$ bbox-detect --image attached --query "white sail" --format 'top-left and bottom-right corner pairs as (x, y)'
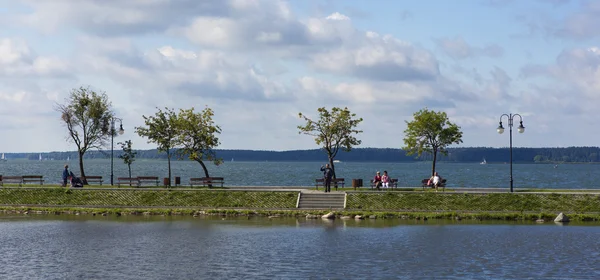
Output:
(39, 153), (42, 161)
(1, 153), (5, 161)
(480, 158), (487, 165)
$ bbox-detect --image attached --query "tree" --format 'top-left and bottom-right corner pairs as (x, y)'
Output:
(56, 86), (114, 185)
(298, 107), (363, 177)
(118, 140), (137, 178)
(175, 107), (222, 178)
(403, 108), (463, 176)
(135, 107), (178, 186)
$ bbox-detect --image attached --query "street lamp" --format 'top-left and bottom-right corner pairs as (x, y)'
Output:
(497, 114), (525, 193)
(111, 118), (124, 186)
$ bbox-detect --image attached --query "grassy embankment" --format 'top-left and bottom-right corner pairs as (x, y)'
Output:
(1, 187), (599, 221)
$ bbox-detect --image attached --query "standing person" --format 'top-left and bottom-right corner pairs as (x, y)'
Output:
(62, 165), (70, 187)
(373, 171), (382, 190)
(382, 171), (390, 189)
(430, 172), (441, 192)
(320, 164), (333, 192)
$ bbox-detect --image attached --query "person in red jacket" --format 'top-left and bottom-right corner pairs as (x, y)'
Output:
(373, 171), (382, 190)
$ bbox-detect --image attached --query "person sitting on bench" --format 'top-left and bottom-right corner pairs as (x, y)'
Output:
(373, 171), (382, 190)
(429, 172), (442, 192)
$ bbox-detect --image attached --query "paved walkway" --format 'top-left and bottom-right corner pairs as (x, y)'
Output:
(227, 186), (600, 194)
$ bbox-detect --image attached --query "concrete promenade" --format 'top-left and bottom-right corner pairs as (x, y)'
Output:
(225, 186), (600, 194)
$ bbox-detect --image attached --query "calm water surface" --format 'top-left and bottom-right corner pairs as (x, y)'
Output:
(0, 216), (599, 279)
(1, 160), (600, 189)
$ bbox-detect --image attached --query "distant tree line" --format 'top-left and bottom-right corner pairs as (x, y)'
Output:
(10, 146), (600, 163)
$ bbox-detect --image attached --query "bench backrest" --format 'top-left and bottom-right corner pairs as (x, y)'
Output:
(316, 178), (325, 182)
(118, 177), (136, 180)
(333, 178), (344, 182)
(138, 176), (159, 180)
(23, 175), (43, 179)
(192, 177), (224, 180)
(84, 176), (102, 179)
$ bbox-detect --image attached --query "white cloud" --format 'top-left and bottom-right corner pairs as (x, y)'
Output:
(311, 36), (440, 81)
(326, 12), (351, 21)
(521, 47), (600, 98)
(435, 36), (504, 60)
(0, 38), (70, 77)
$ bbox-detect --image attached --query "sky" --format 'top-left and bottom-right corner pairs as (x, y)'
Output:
(0, 0), (599, 153)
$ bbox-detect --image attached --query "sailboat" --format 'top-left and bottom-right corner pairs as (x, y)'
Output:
(1, 153), (6, 162)
(480, 158), (487, 165)
(39, 153), (42, 161)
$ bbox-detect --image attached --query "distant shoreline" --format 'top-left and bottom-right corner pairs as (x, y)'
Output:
(2, 147), (600, 163)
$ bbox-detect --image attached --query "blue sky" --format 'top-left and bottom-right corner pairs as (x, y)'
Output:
(0, 0), (599, 153)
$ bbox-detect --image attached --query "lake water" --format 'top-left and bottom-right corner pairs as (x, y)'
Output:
(0, 215), (598, 279)
(1, 159), (600, 189)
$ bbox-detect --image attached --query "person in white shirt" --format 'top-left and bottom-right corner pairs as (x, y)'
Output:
(430, 172), (441, 192)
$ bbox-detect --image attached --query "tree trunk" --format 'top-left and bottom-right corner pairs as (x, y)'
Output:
(128, 164), (131, 178)
(198, 160), (209, 177)
(78, 151), (87, 185)
(431, 149), (438, 177)
(166, 149), (171, 187)
(197, 159), (211, 187)
(329, 157), (336, 179)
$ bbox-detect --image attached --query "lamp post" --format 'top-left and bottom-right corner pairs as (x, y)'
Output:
(497, 114), (525, 193)
(111, 118), (124, 186)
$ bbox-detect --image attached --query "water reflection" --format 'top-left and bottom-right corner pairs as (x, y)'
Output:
(0, 215), (599, 279)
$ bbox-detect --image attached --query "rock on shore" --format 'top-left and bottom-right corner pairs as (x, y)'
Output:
(322, 212), (335, 219)
(554, 212), (569, 223)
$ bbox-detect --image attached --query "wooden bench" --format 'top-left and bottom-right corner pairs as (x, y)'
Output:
(370, 178), (398, 189)
(190, 177), (224, 188)
(117, 177), (138, 187)
(315, 178), (345, 190)
(137, 176), (160, 187)
(421, 178), (447, 192)
(1, 176), (23, 186)
(22, 175), (44, 185)
(82, 176), (103, 185)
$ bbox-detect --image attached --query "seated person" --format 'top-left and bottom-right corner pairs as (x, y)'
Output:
(382, 171), (390, 188)
(429, 172), (442, 191)
(373, 171), (382, 189)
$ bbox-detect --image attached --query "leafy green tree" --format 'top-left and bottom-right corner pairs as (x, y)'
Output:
(118, 140), (137, 178)
(403, 108), (463, 176)
(135, 107), (178, 186)
(298, 107), (363, 177)
(175, 107), (222, 177)
(56, 86), (114, 184)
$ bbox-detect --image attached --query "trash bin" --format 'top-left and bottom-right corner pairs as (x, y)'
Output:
(352, 179), (361, 189)
(175, 176), (181, 186)
(358, 178), (363, 187)
(163, 177), (169, 187)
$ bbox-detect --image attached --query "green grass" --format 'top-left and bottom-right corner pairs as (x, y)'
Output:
(1, 187), (600, 220)
(346, 192), (600, 213)
(0, 188), (297, 208)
